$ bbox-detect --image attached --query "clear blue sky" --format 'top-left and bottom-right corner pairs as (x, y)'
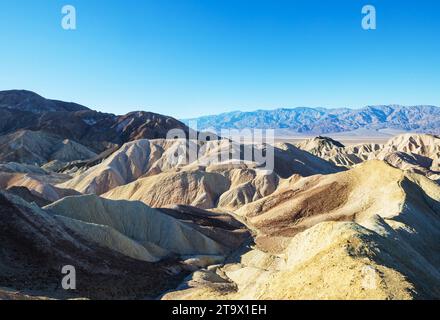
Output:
(0, 0), (439, 118)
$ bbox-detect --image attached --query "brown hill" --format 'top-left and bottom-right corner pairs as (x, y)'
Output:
(0, 90), (89, 113)
(0, 90), (192, 154)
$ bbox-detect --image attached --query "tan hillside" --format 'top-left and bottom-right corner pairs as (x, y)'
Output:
(102, 166), (281, 210)
(0, 162), (49, 174)
(216, 168), (279, 210)
(44, 195), (249, 262)
(375, 134), (440, 182)
(296, 136), (382, 167)
(60, 138), (341, 197)
(0, 171), (78, 203)
(58, 139), (156, 195)
(0, 130), (97, 165)
(102, 169), (231, 209)
(296, 134), (440, 183)
(163, 161), (440, 300)
(236, 161), (439, 253)
(377, 133), (440, 160)
(58, 139), (209, 195)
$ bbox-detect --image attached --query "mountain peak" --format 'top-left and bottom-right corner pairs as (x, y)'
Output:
(0, 89), (90, 114)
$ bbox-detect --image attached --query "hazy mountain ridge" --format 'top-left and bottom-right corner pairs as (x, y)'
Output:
(184, 105), (440, 134)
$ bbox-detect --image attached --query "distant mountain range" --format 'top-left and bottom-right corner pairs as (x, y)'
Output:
(184, 105), (440, 135)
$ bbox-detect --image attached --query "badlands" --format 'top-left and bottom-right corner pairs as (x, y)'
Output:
(0, 91), (439, 300)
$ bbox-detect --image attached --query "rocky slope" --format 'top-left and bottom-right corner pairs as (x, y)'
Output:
(296, 134), (440, 183)
(60, 138), (341, 196)
(0, 130), (97, 165)
(0, 191), (189, 299)
(0, 189), (249, 299)
(296, 136), (382, 167)
(0, 166), (78, 203)
(376, 133), (439, 168)
(163, 161), (440, 300)
(44, 195), (249, 262)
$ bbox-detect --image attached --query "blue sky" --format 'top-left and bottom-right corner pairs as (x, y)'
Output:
(0, 0), (439, 118)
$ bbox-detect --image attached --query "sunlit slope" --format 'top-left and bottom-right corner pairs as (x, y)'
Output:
(163, 161), (440, 300)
